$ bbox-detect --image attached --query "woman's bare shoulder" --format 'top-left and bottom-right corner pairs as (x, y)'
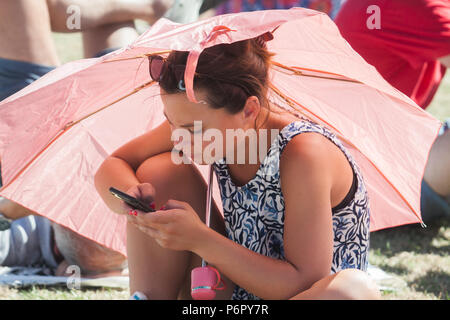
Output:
(279, 131), (344, 180)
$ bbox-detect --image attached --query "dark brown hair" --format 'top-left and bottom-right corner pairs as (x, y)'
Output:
(159, 36), (275, 117)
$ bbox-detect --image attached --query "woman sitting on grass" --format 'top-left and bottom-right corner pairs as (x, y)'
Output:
(94, 36), (381, 300)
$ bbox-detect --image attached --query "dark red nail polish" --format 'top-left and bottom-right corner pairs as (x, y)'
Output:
(150, 202), (156, 209)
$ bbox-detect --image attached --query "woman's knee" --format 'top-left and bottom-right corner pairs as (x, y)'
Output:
(136, 152), (190, 186)
(330, 269), (381, 300)
(135, 152), (200, 201)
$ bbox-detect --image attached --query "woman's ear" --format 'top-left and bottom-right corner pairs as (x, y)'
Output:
(242, 96), (261, 128)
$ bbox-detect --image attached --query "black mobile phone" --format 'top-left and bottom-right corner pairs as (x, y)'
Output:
(109, 187), (155, 213)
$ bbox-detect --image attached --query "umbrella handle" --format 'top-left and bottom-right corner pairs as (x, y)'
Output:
(205, 164), (214, 228)
(202, 164), (214, 268)
(193, 165), (225, 300)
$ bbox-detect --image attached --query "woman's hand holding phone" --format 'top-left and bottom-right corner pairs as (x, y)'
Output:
(117, 185), (208, 252)
(112, 183), (156, 215)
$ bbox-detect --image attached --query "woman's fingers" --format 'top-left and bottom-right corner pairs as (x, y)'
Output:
(164, 199), (189, 210)
(136, 210), (175, 226)
(136, 182), (157, 205)
(121, 183), (157, 214)
(128, 209), (174, 228)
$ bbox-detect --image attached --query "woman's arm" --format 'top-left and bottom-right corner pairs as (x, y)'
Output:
(94, 120), (174, 215)
(194, 133), (335, 299)
(129, 131), (337, 299)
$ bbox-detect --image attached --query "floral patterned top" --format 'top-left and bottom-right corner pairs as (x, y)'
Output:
(212, 118), (371, 300)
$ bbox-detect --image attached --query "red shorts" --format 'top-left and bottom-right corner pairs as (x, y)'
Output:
(335, 0), (450, 109)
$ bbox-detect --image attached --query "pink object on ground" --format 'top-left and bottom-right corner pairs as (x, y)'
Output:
(0, 8), (441, 257)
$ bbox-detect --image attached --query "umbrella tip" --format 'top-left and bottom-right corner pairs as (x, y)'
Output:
(420, 221), (427, 228)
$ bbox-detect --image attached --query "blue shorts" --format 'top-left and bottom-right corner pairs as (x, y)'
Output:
(0, 58), (55, 102)
(0, 47), (118, 102)
(420, 118), (450, 224)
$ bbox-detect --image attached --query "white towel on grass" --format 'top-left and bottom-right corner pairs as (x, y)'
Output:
(0, 266), (129, 289)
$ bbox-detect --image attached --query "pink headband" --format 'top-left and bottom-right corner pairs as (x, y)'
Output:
(184, 26), (274, 104)
(185, 25), (236, 103)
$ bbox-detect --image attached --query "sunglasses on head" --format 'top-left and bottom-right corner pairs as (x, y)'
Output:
(148, 55), (187, 91)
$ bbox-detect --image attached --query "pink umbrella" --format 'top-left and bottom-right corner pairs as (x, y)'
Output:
(0, 8), (441, 256)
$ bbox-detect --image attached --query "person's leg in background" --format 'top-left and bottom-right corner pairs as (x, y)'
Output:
(0, 204), (127, 278)
(46, 0), (205, 30)
(0, 0), (173, 219)
(421, 119), (450, 224)
(0, 0), (60, 228)
(52, 223), (127, 278)
(0, 1), (177, 274)
(46, 0), (174, 31)
(81, 21), (139, 59)
(46, 0), (176, 58)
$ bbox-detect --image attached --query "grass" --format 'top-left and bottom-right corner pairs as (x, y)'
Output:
(369, 218), (449, 300)
(428, 73), (450, 122)
(0, 28), (449, 300)
(0, 285), (129, 300)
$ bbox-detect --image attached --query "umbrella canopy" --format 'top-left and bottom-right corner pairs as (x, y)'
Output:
(0, 8), (441, 256)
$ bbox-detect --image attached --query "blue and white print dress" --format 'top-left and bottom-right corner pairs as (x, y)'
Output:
(212, 118), (371, 300)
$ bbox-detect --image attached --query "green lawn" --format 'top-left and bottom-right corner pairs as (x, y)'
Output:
(369, 218), (449, 300)
(428, 73), (450, 122)
(0, 30), (449, 300)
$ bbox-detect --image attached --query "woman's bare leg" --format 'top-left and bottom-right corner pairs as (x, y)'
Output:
(290, 269), (381, 300)
(128, 152), (234, 299)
